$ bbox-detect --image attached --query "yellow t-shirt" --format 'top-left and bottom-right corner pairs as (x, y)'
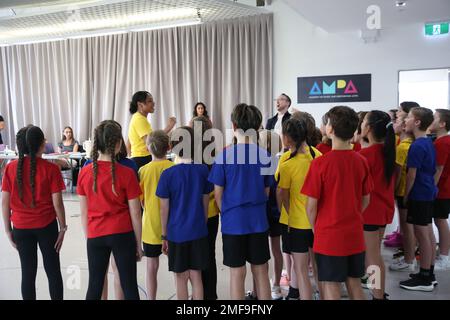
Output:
(395, 137), (413, 197)
(208, 192), (219, 218)
(139, 160), (174, 245)
(129, 112), (152, 157)
(276, 147), (322, 229)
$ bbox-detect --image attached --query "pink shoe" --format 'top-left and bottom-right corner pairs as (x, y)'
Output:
(384, 230), (399, 240)
(384, 233), (403, 247)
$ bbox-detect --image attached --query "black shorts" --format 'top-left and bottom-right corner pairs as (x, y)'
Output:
(222, 231), (270, 268)
(433, 199), (450, 219)
(288, 228), (314, 253)
(396, 196), (407, 210)
(281, 224), (291, 254)
(267, 215), (282, 238)
(315, 252), (366, 282)
(407, 200), (433, 226)
(363, 224), (386, 232)
(168, 237), (209, 273)
(131, 155), (152, 172)
(143, 243), (162, 258)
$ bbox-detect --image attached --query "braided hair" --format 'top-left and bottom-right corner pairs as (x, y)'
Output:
(282, 118), (316, 161)
(16, 125), (45, 207)
(92, 120), (122, 196)
(365, 111), (396, 184)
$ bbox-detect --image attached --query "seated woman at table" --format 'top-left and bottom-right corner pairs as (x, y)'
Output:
(56, 127), (79, 169)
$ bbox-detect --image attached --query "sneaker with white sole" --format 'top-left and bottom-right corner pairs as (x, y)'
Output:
(389, 258), (417, 272)
(361, 274), (369, 289)
(434, 257), (450, 271)
(271, 285), (283, 300)
(400, 276), (434, 292)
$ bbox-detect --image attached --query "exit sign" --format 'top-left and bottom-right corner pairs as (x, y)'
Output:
(425, 23), (449, 36)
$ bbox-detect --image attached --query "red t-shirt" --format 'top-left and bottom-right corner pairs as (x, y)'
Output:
(77, 161), (142, 238)
(435, 135), (450, 199)
(2, 157), (65, 229)
(316, 143), (332, 155)
(301, 150), (373, 256)
(359, 144), (395, 225)
(353, 142), (362, 151)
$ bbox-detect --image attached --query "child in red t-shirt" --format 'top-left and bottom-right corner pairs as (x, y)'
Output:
(77, 120), (143, 300)
(428, 109), (450, 270)
(359, 111), (396, 300)
(302, 106), (374, 300)
(316, 112), (332, 155)
(2, 125), (67, 300)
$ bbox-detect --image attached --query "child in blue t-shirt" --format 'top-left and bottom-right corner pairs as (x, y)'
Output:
(209, 103), (274, 300)
(156, 126), (212, 300)
(400, 107), (438, 292)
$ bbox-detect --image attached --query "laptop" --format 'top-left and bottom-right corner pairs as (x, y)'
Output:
(44, 143), (55, 154)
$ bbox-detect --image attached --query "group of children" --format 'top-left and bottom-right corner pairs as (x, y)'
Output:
(1, 100), (449, 300)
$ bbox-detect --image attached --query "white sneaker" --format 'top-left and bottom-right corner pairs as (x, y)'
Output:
(434, 257), (450, 271)
(389, 258), (416, 272)
(271, 285), (283, 300)
(313, 291), (320, 300)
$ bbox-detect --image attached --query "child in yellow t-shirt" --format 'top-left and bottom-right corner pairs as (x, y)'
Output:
(139, 130), (174, 299)
(276, 118), (322, 300)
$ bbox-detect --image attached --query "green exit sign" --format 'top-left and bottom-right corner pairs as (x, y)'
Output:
(425, 23), (449, 36)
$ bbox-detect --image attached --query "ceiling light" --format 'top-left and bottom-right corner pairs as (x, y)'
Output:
(130, 18), (202, 32)
(396, 1), (406, 7)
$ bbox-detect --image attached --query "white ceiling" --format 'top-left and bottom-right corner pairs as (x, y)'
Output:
(283, 0), (450, 32)
(0, 0), (266, 45)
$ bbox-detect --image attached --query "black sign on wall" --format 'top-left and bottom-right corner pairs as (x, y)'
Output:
(297, 74), (372, 103)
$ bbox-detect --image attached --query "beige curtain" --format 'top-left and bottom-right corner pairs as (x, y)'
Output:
(0, 13), (273, 147)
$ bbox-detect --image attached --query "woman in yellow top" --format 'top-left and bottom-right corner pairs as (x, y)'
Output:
(276, 118), (321, 300)
(139, 130), (174, 300)
(127, 91), (176, 171)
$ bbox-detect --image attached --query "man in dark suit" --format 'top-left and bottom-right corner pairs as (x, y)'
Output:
(265, 93), (292, 135)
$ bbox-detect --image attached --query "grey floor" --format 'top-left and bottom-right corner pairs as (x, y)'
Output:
(1, 192), (449, 300)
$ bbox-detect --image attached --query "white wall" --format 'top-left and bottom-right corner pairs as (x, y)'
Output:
(264, 0), (450, 124)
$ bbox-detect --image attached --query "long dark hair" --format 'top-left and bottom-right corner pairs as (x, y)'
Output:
(366, 111), (396, 183)
(92, 120), (123, 195)
(193, 102), (209, 118)
(129, 91), (151, 114)
(16, 125), (45, 207)
(61, 126), (75, 142)
(282, 118), (316, 160)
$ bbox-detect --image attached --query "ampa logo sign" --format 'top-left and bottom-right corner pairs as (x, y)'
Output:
(297, 74), (371, 104)
(309, 79), (358, 96)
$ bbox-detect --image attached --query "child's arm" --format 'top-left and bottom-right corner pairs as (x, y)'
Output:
(1, 191), (16, 249)
(160, 198), (169, 255)
(434, 165), (444, 186)
(79, 195), (88, 238)
(214, 186), (223, 212)
(129, 197), (143, 261)
(306, 197), (318, 231)
(279, 188), (290, 214)
(403, 168), (417, 206)
(52, 192), (67, 253)
(203, 195), (209, 222)
(362, 194), (370, 212)
(276, 187), (282, 212)
(265, 187), (270, 197)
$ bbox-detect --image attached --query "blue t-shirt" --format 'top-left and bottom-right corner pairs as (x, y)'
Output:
(84, 158), (138, 177)
(156, 163), (213, 243)
(208, 143), (275, 235)
(407, 137), (437, 201)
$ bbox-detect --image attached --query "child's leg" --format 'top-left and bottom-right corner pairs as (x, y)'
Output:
(434, 218), (450, 257)
(146, 257), (159, 300)
(175, 271), (190, 300)
(250, 263), (271, 300)
(230, 266), (246, 300)
(110, 255), (124, 300)
(321, 282), (341, 300)
(292, 252), (313, 300)
(189, 270), (204, 300)
(270, 236), (283, 287)
(345, 277), (366, 300)
(282, 252), (291, 281)
(86, 238), (112, 300)
(400, 208), (416, 263)
(363, 230), (384, 299)
(414, 225), (433, 270)
(309, 250), (323, 295)
(202, 216), (219, 300)
(429, 225), (437, 265)
(111, 234), (139, 300)
(378, 229), (386, 296)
